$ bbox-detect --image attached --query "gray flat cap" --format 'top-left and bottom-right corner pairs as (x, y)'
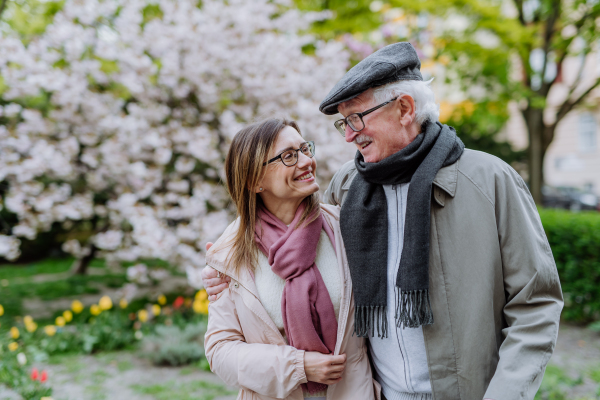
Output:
(319, 42), (423, 115)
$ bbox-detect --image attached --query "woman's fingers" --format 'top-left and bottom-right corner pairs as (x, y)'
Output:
(324, 376), (343, 385)
(204, 277), (228, 288)
(201, 266), (230, 300)
(206, 282), (229, 296)
(330, 354), (346, 365)
(328, 364), (345, 373)
(304, 352), (348, 385)
(202, 265), (220, 279)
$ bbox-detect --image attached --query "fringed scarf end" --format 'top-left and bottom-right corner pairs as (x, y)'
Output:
(395, 288), (434, 328)
(353, 305), (388, 338)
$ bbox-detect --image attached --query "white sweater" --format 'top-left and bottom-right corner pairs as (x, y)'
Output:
(254, 229), (340, 399)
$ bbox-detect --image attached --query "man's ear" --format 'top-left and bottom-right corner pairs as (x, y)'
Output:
(397, 95), (416, 126)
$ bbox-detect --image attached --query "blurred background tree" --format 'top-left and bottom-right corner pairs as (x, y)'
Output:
(296, 0), (600, 204)
(0, 0), (351, 268)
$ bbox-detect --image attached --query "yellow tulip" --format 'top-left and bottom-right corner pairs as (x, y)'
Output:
(195, 290), (208, 301)
(157, 294), (167, 305)
(10, 326), (19, 339)
(90, 304), (101, 316)
(55, 316), (66, 327)
(151, 304), (161, 316)
(63, 310), (73, 322)
(119, 298), (128, 309)
(8, 342), (18, 352)
(44, 325), (56, 336)
(71, 300), (84, 314)
(23, 315), (33, 325)
(25, 321), (37, 333)
(41, 397), (54, 400)
(138, 309), (148, 323)
(0, 304), (4, 316)
(193, 299), (209, 315)
(99, 296), (113, 310)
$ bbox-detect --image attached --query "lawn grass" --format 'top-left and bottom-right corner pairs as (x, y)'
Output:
(0, 257), (73, 280)
(535, 364), (587, 400)
(0, 257), (108, 280)
(131, 379), (235, 400)
(589, 365), (600, 384)
(0, 257), (126, 318)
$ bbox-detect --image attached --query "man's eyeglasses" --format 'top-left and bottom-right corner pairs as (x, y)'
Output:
(263, 141), (316, 167)
(334, 97), (398, 137)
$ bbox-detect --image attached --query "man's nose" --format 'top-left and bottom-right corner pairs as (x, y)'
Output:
(344, 126), (357, 143)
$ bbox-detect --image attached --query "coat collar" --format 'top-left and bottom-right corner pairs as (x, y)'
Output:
(431, 160), (459, 207)
(433, 159), (458, 198)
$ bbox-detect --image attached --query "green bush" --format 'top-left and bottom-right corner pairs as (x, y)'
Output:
(539, 208), (600, 322)
(141, 322), (206, 366)
(534, 364), (583, 400)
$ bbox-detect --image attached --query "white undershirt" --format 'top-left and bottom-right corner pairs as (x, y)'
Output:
(255, 229), (340, 399)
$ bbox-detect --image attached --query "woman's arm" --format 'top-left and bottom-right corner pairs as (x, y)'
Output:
(205, 287), (306, 398)
(205, 287), (346, 398)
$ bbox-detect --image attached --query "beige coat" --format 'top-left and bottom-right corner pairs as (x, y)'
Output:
(204, 204), (380, 400)
(324, 149), (564, 400)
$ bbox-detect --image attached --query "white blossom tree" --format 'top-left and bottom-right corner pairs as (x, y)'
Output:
(0, 0), (353, 278)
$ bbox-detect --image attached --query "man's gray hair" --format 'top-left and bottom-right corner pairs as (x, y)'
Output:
(372, 79), (439, 125)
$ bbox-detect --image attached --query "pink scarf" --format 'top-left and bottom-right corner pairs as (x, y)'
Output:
(255, 202), (337, 394)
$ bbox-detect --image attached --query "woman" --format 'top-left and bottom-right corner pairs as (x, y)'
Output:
(204, 118), (379, 400)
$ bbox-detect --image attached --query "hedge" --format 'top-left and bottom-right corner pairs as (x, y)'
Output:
(539, 208), (600, 322)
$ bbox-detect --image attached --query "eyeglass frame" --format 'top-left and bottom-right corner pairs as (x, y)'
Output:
(334, 97), (399, 136)
(262, 141), (315, 167)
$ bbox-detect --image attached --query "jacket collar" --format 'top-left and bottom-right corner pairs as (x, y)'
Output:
(433, 159), (458, 198)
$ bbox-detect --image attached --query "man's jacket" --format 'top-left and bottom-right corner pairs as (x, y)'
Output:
(324, 149), (564, 400)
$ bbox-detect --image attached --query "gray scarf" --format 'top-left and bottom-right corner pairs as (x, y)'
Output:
(340, 121), (464, 338)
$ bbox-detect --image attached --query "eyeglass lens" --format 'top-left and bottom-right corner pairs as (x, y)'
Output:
(335, 114), (364, 136)
(281, 142), (314, 166)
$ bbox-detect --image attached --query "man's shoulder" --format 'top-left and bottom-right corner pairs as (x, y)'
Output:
(324, 160), (357, 206)
(456, 149), (528, 203)
(206, 218), (239, 266)
(458, 149), (524, 183)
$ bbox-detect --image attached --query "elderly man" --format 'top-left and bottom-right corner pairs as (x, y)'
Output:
(202, 42), (563, 400)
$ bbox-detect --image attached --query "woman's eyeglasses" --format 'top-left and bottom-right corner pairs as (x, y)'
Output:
(263, 141), (315, 167)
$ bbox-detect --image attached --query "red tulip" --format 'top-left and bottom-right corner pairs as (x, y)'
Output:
(173, 296), (184, 309)
(31, 368), (39, 381)
(40, 370), (48, 383)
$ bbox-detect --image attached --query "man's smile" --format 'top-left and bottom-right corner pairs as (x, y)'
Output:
(354, 134), (373, 150)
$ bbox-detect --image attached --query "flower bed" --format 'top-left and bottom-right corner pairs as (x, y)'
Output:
(0, 290), (210, 400)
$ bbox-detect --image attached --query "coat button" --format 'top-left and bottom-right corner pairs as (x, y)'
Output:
(233, 282), (239, 288)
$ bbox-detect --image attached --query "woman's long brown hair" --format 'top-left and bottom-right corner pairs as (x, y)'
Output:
(222, 118), (320, 274)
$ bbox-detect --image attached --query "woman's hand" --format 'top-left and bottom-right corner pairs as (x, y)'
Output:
(202, 242), (231, 301)
(303, 352), (347, 385)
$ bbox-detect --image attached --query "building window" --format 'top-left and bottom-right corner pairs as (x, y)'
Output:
(579, 113), (597, 152)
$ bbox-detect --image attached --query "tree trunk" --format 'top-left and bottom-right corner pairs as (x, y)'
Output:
(0, 0), (8, 20)
(524, 106), (546, 204)
(71, 245), (96, 275)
